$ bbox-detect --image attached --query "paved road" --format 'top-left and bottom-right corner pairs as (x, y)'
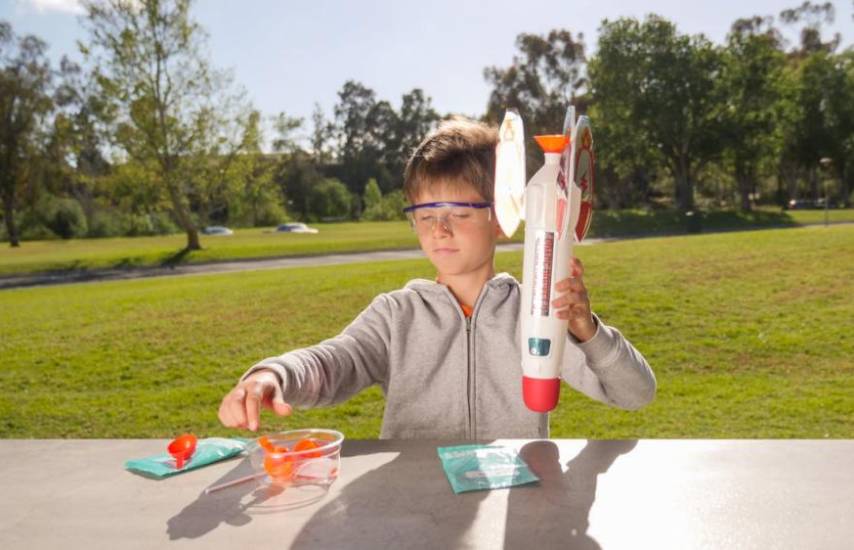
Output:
(0, 242), (539, 290)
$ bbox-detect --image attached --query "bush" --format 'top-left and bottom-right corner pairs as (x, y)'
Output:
(124, 212), (180, 237)
(307, 178), (352, 221)
(88, 210), (125, 238)
(363, 178), (382, 211)
(253, 200), (288, 227)
(41, 197), (88, 239)
(150, 212), (180, 235)
(1, 207), (54, 241)
(363, 190), (407, 221)
(233, 194), (289, 227)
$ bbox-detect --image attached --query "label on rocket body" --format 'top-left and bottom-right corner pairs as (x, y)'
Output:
(531, 231), (555, 317)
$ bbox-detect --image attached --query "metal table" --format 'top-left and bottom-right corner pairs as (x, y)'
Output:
(0, 439), (851, 549)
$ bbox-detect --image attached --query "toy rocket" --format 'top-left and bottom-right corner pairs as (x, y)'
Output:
(494, 107), (595, 412)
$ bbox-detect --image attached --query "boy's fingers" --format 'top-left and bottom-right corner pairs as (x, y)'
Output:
(552, 288), (588, 308)
(232, 387), (250, 429)
(220, 387), (247, 429)
(217, 399), (232, 427)
(571, 257), (585, 277)
(272, 400), (293, 417)
(245, 384), (265, 432)
(556, 276), (585, 293)
(271, 384), (293, 417)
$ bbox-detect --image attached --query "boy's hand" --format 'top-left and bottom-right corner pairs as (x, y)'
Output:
(551, 257), (597, 343)
(218, 370), (292, 431)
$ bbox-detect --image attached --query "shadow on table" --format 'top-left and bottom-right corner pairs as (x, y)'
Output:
(504, 439), (638, 549)
(165, 455), (325, 540)
(289, 440), (494, 549)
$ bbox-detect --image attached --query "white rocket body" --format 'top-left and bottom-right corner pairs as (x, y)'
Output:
(495, 107), (593, 413)
(519, 147), (577, 412)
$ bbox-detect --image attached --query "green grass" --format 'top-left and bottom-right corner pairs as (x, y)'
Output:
(1, 225), (852, 438)
(1, 208), (852, 278)
(591, 206), (854, 237)
(0, 221), (419, 277)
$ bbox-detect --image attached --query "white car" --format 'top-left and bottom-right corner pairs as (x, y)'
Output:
(202, 225), (234, 236)
(276, 223), (319, 234)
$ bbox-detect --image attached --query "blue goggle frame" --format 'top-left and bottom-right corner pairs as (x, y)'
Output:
(402, 201), (493, 213)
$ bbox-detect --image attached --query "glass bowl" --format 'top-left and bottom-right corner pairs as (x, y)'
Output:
(248, 428), (344, 489)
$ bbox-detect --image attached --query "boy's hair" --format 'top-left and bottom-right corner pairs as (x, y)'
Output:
(403, 117), (498, 203)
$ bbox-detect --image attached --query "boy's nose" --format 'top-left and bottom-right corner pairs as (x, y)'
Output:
(431, 216), (453, 236)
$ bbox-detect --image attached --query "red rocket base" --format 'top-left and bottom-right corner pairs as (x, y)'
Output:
(522, 376), (561, 412)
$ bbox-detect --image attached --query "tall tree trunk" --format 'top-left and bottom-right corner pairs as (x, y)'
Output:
(165, 177), (201, 251)
(839, 163), (851, 208)
(674, 155), (694, 212)
(809, 167), (819, 202)
(736, 159), (752, 212)
(775, 169), (785, 207)
(3, 192), (20, 247)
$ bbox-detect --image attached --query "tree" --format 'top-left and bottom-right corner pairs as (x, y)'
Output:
(776, 3), (853, 206)
(787, 50), (854, 204)
(307, 178), (351, 221)
(381, 89), (439, 189)
(484, 30), (587, 127)
(200, 110), (281, 226)
(484, 30), (587, 175)
(780, 1), (840, 55)
(720, 16), (786, 210)
(590, 16), (725, 211)
(329, 81), (439, 201)
(276, 150), (323, 221)
(332, 80), (383, 197)
(82, 0), (250, 250)
(272, 111), (303, 155)
(0, 22), (53, 247)
(310, 102), (332, 165)
(46, 57), (112, 232)
(362, 178), (382, 211)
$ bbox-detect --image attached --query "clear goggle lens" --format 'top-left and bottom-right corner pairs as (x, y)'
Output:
(404, 202), (492, 233)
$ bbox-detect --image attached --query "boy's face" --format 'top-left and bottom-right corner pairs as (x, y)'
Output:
(411, 182), (502, 279)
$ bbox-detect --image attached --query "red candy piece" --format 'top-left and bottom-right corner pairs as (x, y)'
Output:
(167, 433), (197, 470)
(294, 438), (322, 458)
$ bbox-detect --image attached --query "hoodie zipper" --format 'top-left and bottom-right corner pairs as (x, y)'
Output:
(444, 283), (492, 440)
(465, 316), (473, 439)
(467, 287), (490, 439)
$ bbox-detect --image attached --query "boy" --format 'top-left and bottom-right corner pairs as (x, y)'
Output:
(218, 118), (656, 439)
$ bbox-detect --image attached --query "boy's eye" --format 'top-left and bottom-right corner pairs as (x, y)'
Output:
(417, 213), (437, 223)
(451, 211), (471, 220)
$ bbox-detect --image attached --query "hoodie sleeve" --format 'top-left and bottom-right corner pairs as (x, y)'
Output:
(239, 294), (392, 408)
(560, 314), (656, 410)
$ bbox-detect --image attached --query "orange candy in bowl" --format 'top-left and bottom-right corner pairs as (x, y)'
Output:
(252, 429), (344, 488)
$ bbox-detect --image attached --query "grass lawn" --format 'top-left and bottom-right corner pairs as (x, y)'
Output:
(0, 221), (419, 277)
(1, 208), (852, 278)
(1, 225), (852, 438)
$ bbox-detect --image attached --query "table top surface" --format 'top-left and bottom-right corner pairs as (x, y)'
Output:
(1, 439), (852, 549)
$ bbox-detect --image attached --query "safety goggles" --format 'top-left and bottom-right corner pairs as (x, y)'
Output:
(402, 201), (493, 233)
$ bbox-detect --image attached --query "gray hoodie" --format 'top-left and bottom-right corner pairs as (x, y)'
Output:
(242, 273), (656, 439)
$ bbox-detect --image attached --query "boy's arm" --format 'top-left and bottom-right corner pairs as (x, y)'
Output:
(560, 314), (657, 410)
(240, 294), (392, 408)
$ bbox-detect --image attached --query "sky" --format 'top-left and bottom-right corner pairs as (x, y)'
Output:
(2, 0), (853, 139)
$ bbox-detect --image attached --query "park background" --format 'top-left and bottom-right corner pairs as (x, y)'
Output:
(0, 0), (852, 438)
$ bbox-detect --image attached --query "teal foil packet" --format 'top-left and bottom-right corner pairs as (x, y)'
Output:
(437, 444), (540, 494)
(125, 437), (248, 478)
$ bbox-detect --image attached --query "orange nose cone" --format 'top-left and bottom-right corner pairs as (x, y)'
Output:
(534, 134), (569, 154)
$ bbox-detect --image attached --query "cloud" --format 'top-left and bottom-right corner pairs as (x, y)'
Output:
(21, 0), (85, 15)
